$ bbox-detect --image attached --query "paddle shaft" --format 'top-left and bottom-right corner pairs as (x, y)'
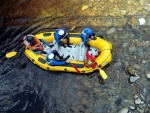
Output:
(72, 64), (80, 74)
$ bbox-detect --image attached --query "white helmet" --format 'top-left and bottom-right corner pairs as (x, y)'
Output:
(58, 30), (65, 35)
(48, 53), (54, 59)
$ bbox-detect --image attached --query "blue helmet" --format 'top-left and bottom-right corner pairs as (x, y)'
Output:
(84, 28), (93, 35)
(57, 28), (67, 36)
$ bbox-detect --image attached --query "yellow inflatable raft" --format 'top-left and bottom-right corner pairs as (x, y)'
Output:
(25, 32), (112, 75)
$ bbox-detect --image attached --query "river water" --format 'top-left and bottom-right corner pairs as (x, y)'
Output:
(1, 1), (150, 113)
(0, 1), (96, 113)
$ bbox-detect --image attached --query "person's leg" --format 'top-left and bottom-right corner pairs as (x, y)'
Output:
(53, 50), (63, 60)
(59, 42), (66, 48)
(84, 42), (91, 51)
(87, 44), (92, 51)
(62, 55), (70, 61)
(40, 39), (53, 48)
(33, 50), (43, 54)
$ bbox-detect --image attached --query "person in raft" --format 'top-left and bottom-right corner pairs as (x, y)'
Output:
(54, 28), (72, 48)
(46, 49), (70, 66)
(23, 35), (53, 54)
(81, 28), (95, 50)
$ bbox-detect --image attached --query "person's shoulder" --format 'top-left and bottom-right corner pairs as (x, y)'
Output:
(34, 36), (39, 40)
(23, 40), (30, 46)
(50, 60), (55, 66)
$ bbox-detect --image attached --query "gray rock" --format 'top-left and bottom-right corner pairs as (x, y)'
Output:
(136, 41), (143, 47)
(130, 76), (140, 82)
(134, 64), (140, 69)
(146, 70), (150, 79)
(93, 107), (103, 113)
(117, 27), (123, 31)
(142, 60), (146, 64)
(113, 34), (118, 38)
(129, 106), (135, 110)
(138, 103), (146, 109)
(95, 30), (103, 36)
(123, 43), (129, 47)
(106, 28), (116, 34)
(114, 62), (122, 67)
(130, 33), (135, 38)
(129, 46), (136, 52)
(107, 89), (116, 96)
(134, 95), (138, 99)
(136, 47), (143, 52)
(118, 107), (128, 113)
(119, 33), (129, 39)
(137, 107), (145, 113)
(135, 98), (144, 104)
(137, 51), (145, 59)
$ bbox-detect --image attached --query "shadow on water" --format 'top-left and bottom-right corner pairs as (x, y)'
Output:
(7, 91), (44, 113)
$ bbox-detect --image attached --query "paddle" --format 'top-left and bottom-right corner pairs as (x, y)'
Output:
(98, 68), (108, 80)
(71, 64), (80, 74)
(6, 51), (17, 58)
(61, 24), (77, 39)
(5, 17), (82, 59)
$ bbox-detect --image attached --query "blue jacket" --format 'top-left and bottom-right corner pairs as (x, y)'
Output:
(46, 50), (67, 66)
(54, 28), (66, 43)
(81, 28), (93, 43)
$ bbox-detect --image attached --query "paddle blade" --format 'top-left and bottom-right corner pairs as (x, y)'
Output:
(99, 68), (108, 80)
(71, 25), (76, 31)
(6, 51), (17, 58)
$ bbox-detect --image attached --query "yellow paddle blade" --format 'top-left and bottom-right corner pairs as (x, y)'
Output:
(99, 68), (108, 80)
(81, 5), (88, 10)
(6, 51), (17, 58)
(71, 25), (76, 31)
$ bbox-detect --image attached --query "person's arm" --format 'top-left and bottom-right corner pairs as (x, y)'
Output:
(81, 34), (88, 43)
(34, 36), (41, 44)
(23, 40), (38, 50)
(28, 45), (39, 50)
(89, 33), (95, 39)
(54, 33), (62, 43)
(34, 36), (45, 50)
(50, 60), (67, 66)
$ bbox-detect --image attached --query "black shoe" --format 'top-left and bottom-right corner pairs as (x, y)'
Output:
(67, 45), (72, 48)
(42, 51), (48, 54)
(49, 44), (54, 48)
(62, 44), (66, 48)
(87, 48), (92, 51)
(60, 56), (63, 59)
(65, 55), (70, 60)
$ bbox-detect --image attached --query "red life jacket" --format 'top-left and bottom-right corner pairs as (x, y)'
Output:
(84, 51), (100, 69)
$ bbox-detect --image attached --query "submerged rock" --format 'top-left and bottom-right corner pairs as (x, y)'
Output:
(118, 107), (128, 113)
(130, 76), (140, 82)
(134, 98), (144, 104)
(106, 28), (116, 34)
(146, 70), (150, 79)
(129, 106), (135, 110)
(127, 66), (138, 76)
